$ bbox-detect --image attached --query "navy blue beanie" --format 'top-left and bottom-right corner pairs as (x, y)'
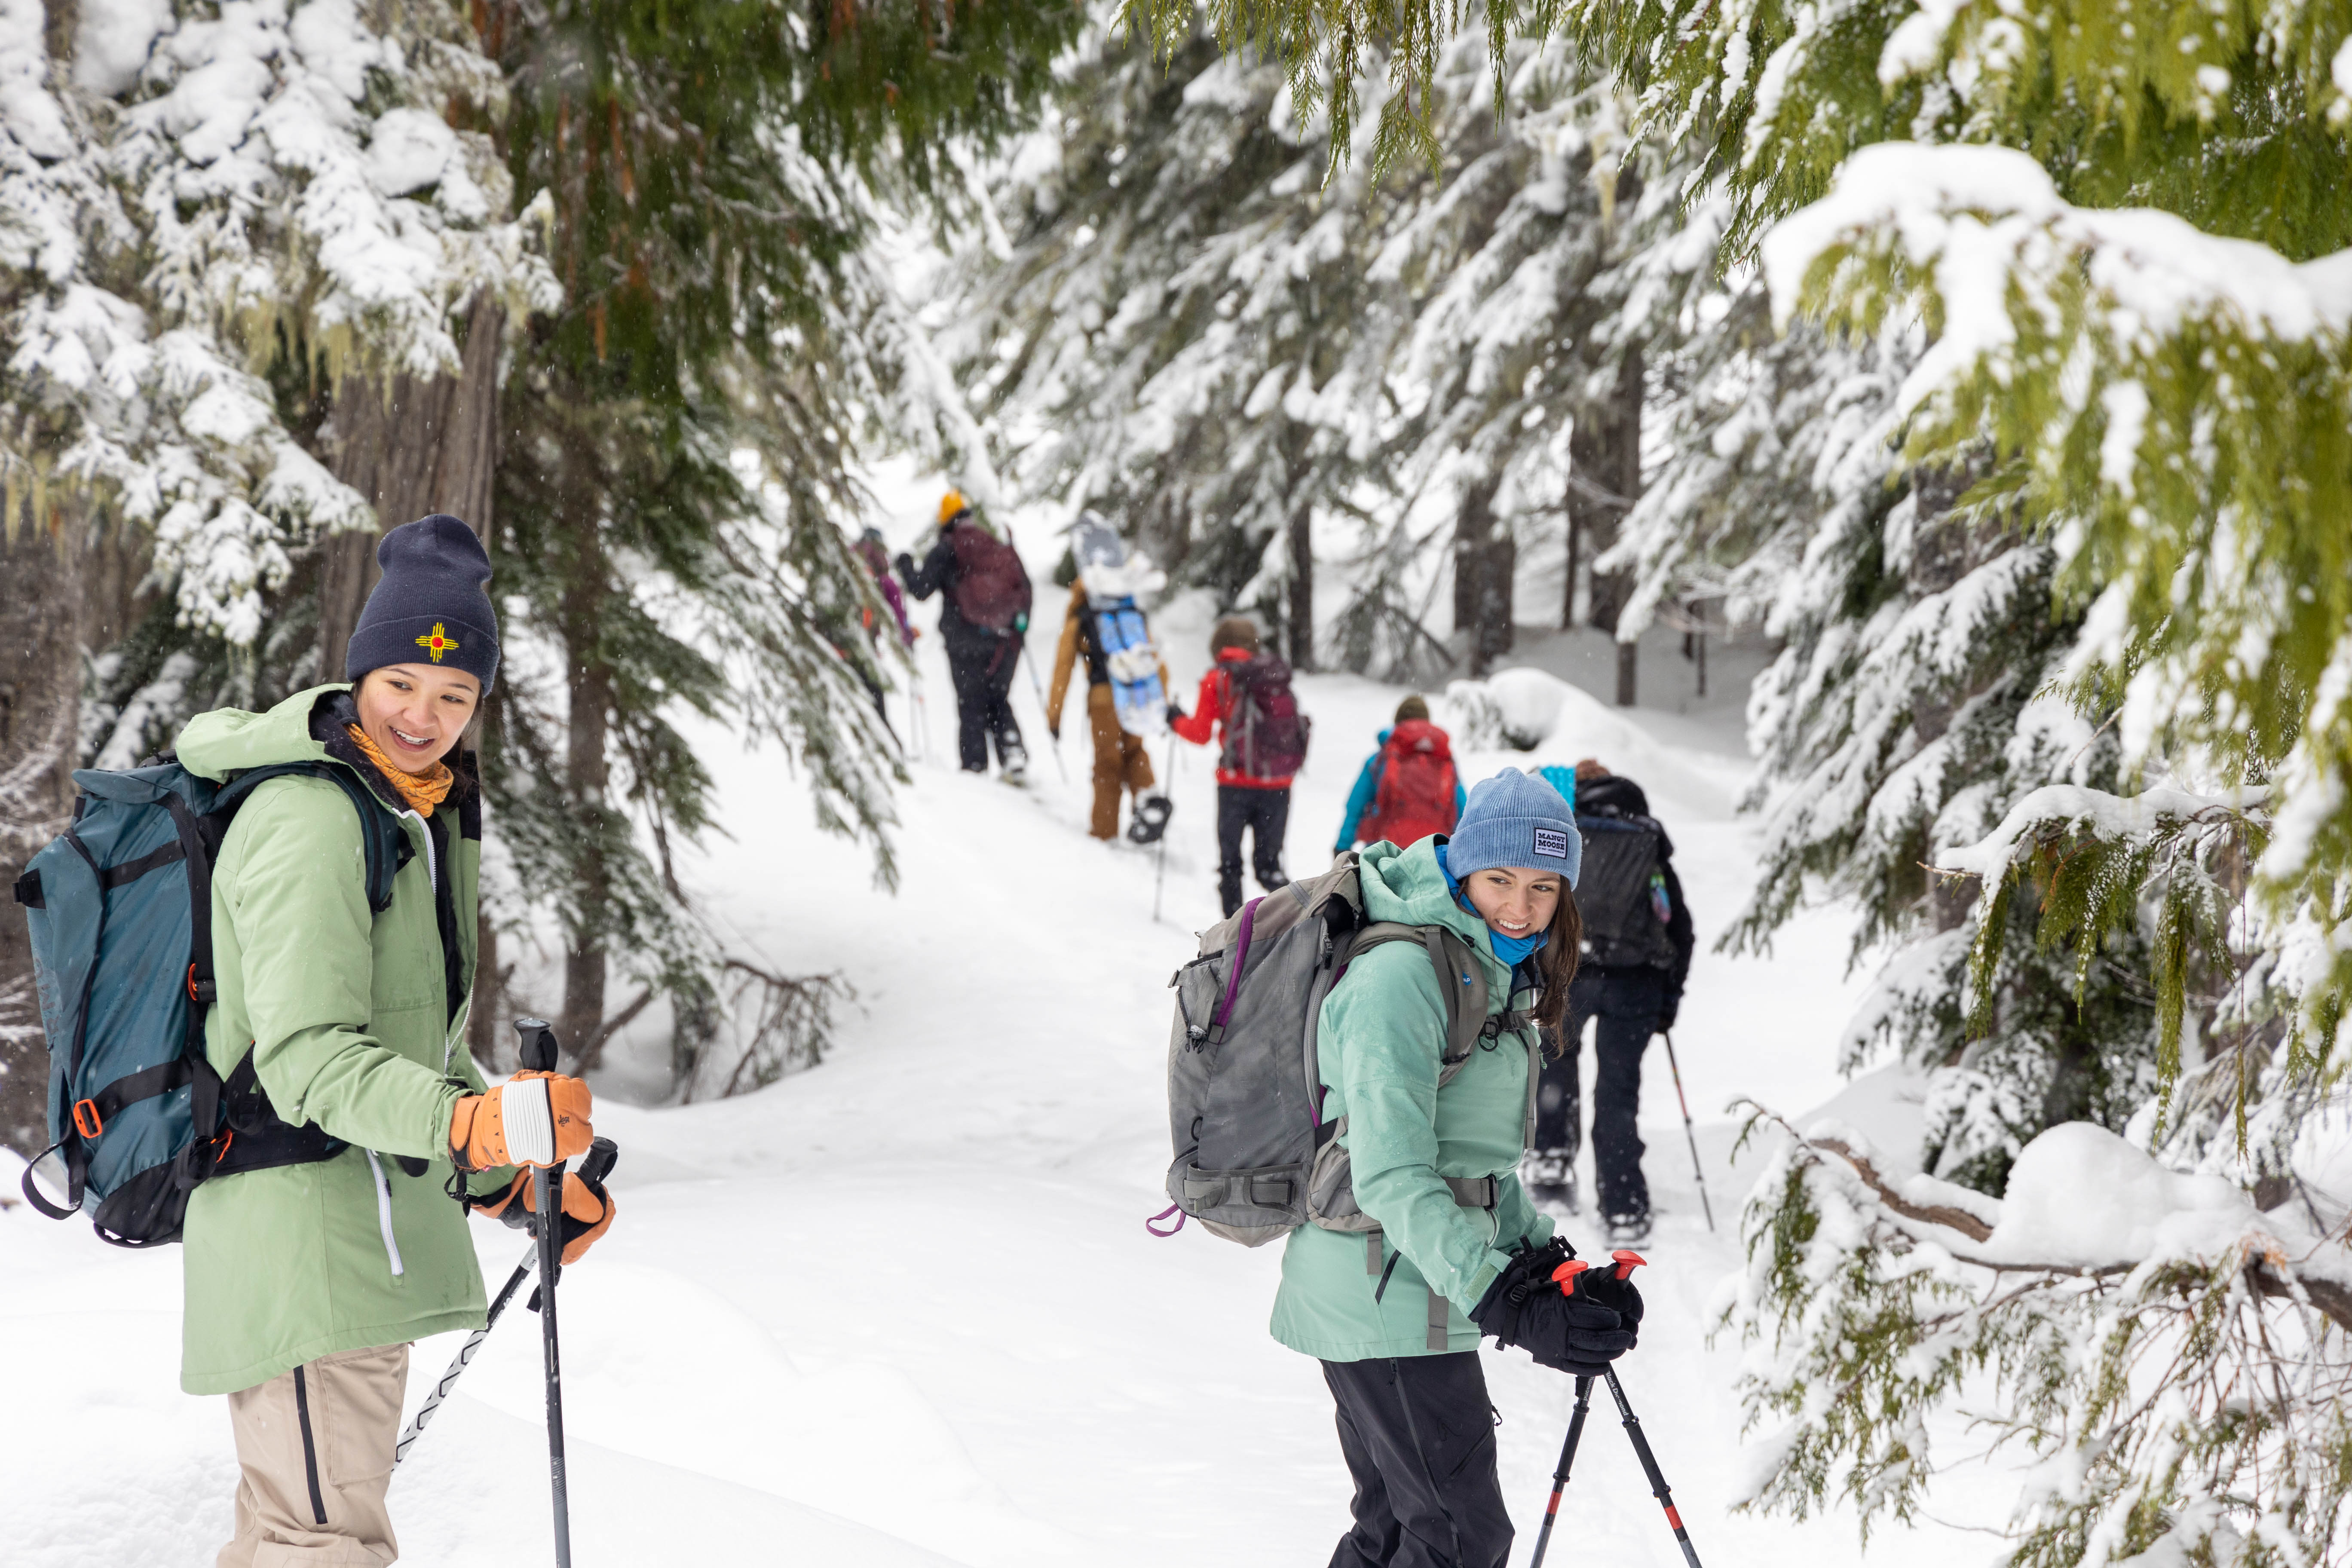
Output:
(1448, 767), (1582, 888)
(344, 514), (499, 693)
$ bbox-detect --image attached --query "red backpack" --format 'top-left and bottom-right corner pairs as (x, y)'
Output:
(1362, 720), (1458, 847)
(949, 522), (1033, 631)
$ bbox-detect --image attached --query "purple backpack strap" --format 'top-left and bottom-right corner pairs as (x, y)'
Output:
(1206, 897), (1262, 1044)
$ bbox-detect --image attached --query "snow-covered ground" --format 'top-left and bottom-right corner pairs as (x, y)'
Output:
(0, 531), (1990, 1566)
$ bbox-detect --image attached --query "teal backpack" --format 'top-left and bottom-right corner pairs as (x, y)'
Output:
(11, 757), (403, 1246)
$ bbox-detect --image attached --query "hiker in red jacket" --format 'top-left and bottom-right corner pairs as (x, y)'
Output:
(1334, 694), (1464, 853)
(1170, 617), (1310, 916)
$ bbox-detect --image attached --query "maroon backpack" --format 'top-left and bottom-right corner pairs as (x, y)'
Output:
(948, 523), (1033, 631)
(1221, 655), (1311, 781)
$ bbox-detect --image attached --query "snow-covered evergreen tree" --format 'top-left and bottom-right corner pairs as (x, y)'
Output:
(1514, 1), (2352, 1562)
(956, 16), (1720, 677)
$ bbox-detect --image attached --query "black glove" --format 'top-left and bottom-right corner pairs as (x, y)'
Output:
(1576, 1253), (1647, 1332)
(1166, 702), (1187, 724)
(1656, 997), (1679, 1032)
(893, 552), (915, 581)
(1470, 1237), (1635, 1375)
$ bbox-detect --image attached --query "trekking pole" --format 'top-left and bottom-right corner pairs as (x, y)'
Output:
(514, 1018), (575, 1568)
(1020, 636), (1071, 782)
(392, 1136), (618, 1470)
(1660, 1032), (1715, 1232)
(1154, 731), (1177, 922)
(1525, 1375), (1596, 1568)
(1604, 1367), (1706, 1568)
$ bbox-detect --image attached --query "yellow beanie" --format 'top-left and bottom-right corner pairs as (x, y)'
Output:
(937, 490), (971, 524)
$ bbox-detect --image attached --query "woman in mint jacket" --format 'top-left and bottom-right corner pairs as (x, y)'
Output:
(1271, 769), (1641, 1568)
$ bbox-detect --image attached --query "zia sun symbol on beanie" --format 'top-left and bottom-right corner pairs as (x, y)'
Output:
(345, 514), (501, 693)
(1447, 766), (1582, 889)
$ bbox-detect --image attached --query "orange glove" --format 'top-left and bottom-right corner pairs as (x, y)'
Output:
(472, 1169), (616, 1265)
(448, 1072), (592, 1171)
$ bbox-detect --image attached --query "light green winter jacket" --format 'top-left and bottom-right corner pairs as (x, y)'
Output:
(1269, 838), (1555, 1361)
(175, 686), (510, 1396)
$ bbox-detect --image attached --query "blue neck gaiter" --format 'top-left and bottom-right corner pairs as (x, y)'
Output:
(1436, 843), (1547, 965)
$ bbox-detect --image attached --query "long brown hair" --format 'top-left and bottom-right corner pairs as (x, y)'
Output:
(1532, 886), (1581, 1035)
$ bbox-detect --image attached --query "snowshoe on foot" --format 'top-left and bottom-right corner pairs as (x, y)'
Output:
(1605, 1211), (1653, 1246)
(1520, 1149), (1578, 1214)
(1126, 794), (1173, 845)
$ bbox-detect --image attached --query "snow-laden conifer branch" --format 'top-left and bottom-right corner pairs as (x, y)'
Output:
(1726, 1105), (2352, 1567)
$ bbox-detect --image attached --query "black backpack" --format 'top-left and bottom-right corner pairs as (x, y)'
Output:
(1573, 813), (1678, 971)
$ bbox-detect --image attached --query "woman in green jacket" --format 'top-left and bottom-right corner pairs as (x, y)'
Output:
(177, 515), (610, 1567)
(1271, 768), (1641, 1568)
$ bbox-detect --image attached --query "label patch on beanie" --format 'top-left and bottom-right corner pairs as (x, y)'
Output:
(1533, 827), (1571, 861)
(415, 622), (460, 663)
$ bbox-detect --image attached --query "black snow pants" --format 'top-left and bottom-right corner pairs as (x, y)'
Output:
(946, 631), (1023, 773)
(1533, 965), (1666, 1222)
(1321, 1353), (1513, 1568)
(1216, 784), (1292, 916)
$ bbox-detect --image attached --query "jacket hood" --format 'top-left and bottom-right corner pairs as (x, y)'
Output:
(176, 684), (467, 821)
(175, 685), (345, 780)
(1355, 838), (1513, 987)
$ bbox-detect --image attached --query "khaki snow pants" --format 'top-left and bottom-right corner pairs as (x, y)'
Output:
(219, 1342), (408, 1567)
(1087, 682), (1155, 839)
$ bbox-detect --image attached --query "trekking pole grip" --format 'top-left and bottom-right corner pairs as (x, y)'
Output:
(513, 1017), (560, 1074)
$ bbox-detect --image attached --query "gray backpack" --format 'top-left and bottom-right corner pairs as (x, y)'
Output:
(1154, 852), (1539, 1253)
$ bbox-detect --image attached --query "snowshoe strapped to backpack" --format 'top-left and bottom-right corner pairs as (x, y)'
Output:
(1159, 853), (1537, 1246)
(1573, 813), (1678, 971)
(11, 758), (404, 1246)
(1219, 654), (1310, 781)
(948, 521), (1033, 632)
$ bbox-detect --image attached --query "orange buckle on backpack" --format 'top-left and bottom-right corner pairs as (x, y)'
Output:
(72, 1098), (104, 1139)
(187, 963), (201, 1001)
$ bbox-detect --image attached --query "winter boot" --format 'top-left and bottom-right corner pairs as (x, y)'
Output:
(998, 735), (1029, 782)
(1521, 1148), (1578, 1213)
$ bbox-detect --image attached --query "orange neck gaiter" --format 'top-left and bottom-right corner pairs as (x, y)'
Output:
(345, 725), (455, 818)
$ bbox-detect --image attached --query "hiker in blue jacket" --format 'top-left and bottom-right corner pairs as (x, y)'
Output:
(1333, 695), (1466, 855)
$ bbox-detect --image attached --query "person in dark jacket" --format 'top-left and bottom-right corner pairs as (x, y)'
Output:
(897, 491), (1029, 779)
(1525, 758), (1695, 1242)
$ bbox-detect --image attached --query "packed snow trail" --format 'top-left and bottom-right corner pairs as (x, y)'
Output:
(0, 616), (1985, 1566)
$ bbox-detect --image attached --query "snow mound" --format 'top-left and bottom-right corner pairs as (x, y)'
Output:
(1443, 668), (1582, 750)
(1987, 1122), (2259, 1268)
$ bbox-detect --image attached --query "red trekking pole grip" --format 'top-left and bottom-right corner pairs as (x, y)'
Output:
(1551, 1259), (1591, 1295)
(1610, 1249), (1647, 1280)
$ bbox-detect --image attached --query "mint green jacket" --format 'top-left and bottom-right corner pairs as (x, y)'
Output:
(175, 686), (508, 1395)
(1269, 838), (1554, 1361)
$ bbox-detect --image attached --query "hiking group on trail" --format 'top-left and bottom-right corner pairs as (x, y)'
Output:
(10, 489), (1703, 1566)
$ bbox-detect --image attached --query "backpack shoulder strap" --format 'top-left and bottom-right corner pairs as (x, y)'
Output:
(214, 763), (403, 914)
(1345, 921), (1490, 1076)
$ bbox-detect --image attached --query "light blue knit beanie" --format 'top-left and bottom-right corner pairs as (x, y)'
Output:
(1447, 767), (1582, 888)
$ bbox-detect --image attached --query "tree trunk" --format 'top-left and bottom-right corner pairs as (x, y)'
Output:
(556, 554), (612, 1066)
(1562, 508), (1580, 630)
(319, 294), (505, 676)
(1452, 478), (1514, 677)
(1286, 499), (1314, 672)
(1572, 349), (1643, 641)
(0, 511), (85, 1156)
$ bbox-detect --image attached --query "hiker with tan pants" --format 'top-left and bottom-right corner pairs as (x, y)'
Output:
(176, 515), (611, 1565)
